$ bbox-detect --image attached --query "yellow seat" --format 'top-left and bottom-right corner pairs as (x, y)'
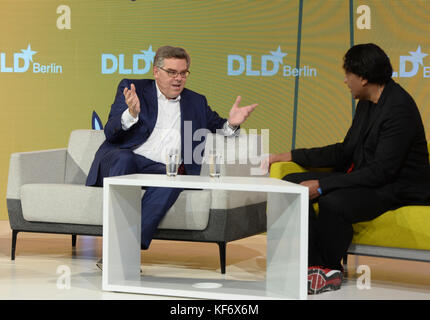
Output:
(270, 147), (430, 258)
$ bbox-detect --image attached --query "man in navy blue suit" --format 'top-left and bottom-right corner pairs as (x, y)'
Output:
(86, 46), (257, 250)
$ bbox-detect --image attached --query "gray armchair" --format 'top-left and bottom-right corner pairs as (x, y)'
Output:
(6, 129), (267, 273)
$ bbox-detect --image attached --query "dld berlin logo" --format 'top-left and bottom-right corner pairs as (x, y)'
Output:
(0, 44), (62, 74)
(227, 46), (317, 77)
(392, 46), (430, 78)
(101, 45), (155, 74)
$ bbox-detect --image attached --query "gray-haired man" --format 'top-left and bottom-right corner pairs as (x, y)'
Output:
(87, 45), (258, 251)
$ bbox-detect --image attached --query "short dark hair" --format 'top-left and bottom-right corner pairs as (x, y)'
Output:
(343, 43), (393, 85)
(154, 46), (191, 68)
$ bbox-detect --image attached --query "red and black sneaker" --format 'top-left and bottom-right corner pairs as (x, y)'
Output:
(308, 266), (343, 294)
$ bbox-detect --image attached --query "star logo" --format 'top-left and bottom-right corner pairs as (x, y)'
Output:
(408, 46), (428, 66)
(20, 44), (37, 63)
(269, 46), (287, 65)
(141, 45), (155, 64)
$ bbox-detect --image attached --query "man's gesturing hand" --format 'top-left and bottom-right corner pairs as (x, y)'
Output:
(123, 83), (140, 118)
(227, 96), (258, 127)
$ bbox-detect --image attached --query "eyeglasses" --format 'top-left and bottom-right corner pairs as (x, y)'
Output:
(158, 67), (190, 78)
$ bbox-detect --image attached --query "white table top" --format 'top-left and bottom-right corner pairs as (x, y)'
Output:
(104, 174), (307, 194)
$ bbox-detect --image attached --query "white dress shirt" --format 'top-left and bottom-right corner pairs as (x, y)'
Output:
(121, 83), (238, 164)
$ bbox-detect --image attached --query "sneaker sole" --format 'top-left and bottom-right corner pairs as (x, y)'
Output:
(308, 268), (342, 295)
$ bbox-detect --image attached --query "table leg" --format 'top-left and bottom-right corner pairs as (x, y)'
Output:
(103, 184), (142, 289)
(266, 191), (308, 299)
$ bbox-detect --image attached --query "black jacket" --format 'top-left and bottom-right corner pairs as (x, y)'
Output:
(292, 79), (430, 204)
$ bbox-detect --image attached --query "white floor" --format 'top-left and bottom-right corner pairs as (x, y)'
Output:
(1, 221), (430, 300)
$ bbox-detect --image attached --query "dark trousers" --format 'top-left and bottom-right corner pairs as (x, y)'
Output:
(96, 149), (183, 249)
(283, 171), (399, 270)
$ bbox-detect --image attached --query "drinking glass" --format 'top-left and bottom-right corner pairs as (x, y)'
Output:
(166, 150), (179, 176)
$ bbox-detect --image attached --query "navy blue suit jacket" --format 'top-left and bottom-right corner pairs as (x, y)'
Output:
(86, 79), (227, 186)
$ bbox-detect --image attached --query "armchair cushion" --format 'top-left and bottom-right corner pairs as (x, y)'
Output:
(158, 190), (211, 230)
(352, 205), (430, 251)
(21, 184), (103, 225)
(20, 183), (212, 231)
(210, 190), (267, 210)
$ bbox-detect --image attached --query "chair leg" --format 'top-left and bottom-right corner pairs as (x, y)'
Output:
(11, 230), (19, 260)
(217, 242), (226, 274)
(72, 234), (77, 247)
(342, 254), (348, 276)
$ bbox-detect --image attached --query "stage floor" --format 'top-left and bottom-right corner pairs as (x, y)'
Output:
(1, 220), (430, 300)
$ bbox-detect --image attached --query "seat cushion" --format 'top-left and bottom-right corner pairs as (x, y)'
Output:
(352, 205), (430, 251)
(158, 189), (211, 230)
(20, 184), (211, 230)
(210, 190), (267, 209)
(21, 184), (104, 225)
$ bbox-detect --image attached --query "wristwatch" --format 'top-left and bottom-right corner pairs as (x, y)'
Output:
(227, 121), (238, 131)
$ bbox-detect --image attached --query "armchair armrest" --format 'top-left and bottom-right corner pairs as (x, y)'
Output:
(270, 161), (334, 180)
(7, 148), (67, 200)
(270, 161), (308, 180)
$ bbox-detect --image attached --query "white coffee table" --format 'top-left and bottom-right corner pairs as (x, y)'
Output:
(102, 174), (308, 299)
